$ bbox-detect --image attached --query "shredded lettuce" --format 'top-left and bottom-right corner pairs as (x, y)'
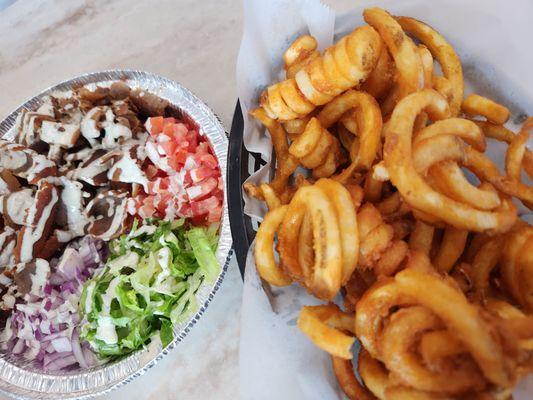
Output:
(79, 219), (219, 359)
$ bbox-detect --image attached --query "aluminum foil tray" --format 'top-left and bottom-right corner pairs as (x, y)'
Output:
(0, 70), (232, 399)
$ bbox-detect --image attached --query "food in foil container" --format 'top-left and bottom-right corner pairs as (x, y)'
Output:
(0, 81), (223, 371)
(247, 6), (533, 399)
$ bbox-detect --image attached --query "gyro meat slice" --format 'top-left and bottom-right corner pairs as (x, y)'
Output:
(67, 148), (114, 186)
(0, 226), (17, 266)
(0, 188), (34, 227)
(81, 106), (133, 149)
(107, 143), (149, 191)
(40, 120), (81, 148)
(0, 140), (57, 184)
(80, 106), (108, 146)
(53, 177), (92, 243)
(12, 258), (50, 297)
(13, 102), (55, 146)
(76, 86), (110, 110)
(109, 81), (131, 100)
(129, 88), (169, 117)
(101, 111), (133, 149)
(86, 189), (131, 241)
(0, 170), (21, 195)
(14, 180), (59, 263)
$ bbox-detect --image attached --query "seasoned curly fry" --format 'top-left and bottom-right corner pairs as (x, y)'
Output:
(396, 16), (464, 115)
(462, 94), (510, 124)
(260, 26), (382, 120)
(249, 6), (533, 398)
(297, 305), (355, 359)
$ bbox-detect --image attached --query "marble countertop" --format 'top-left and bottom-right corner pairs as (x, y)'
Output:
(0, 0), (354, 399)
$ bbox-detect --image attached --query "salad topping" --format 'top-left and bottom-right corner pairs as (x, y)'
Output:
(80, 219), (218, 358)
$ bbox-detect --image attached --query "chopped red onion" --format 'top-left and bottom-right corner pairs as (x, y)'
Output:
(0, 237), (108, 371)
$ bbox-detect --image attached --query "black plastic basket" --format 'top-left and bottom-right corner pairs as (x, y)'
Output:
(227, 101), (265, 279)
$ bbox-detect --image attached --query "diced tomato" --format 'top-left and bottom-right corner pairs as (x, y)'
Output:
(191, 195), (219, 217)
(183, 171), (192, 186)
(147, 116), (164, 136)
(172, 123), (188, 141)
(168, 156), (180, 171)
(173, 149), (190, 165)
(190, 166), (218, 183)
(187, 177), (218, 200)
(163, 117), (176, 124)
(137, 117), (222, 225)
(139, 196), (156, 218)
(207, 206), (223, 223)
(155, 193), (173, 215)
(162, 123), (175, 138)
(199, 154), (218, 169)
(179, 203), (193, 218)
(186, 131), (198, 152)
(159, 177), (170, 190)
(161, 139), (177, 156)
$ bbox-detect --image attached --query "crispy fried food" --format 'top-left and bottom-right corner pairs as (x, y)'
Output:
(278, 184), (342, 299)
(360, 41), (395, 100)
(332, 356), (376, 400)
(396, 16), (464, 116)
(357, 203), (407, 275)
(254, 205), (292, 286)
(297, 304), (355, 359)
(315, 179), (359, 282)
(261, 26), (382, 120)
(384, 89), (517, 232)
(433, 226), (469, 273)
(250, 107), (299, 194)
(471, 237), (501, 300)
(501, 226), (533, 311)
(462, 94), (510, 124)
(317, 90), (383, 180)
(249, 6), (533, 398)
(363, 8), (424, 101)
(408, 220), (435, 255)
(289, 117), (343, 177)
(283, 35), (320, 79)
(504, 118), (533, 209)
(356, 252), (516, 395)
(277, 179), (357, 299)
(475, 120), (533, 179)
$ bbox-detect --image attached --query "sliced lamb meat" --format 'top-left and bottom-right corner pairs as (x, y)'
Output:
(109, 81), (131, 100)
(0, 140), (57, 184)
(76, 86), (110, 111)
(13, 259), (50, 296)
(80, 106), (133, 149)
(0, 227), (17, 266)
(80, 106), (107, 146)
(14, 181), (58, 263)
(107, 144), (149, 191)
(13, 106), (55, 146)
(101, 109), (132, 149)
(40, 120), (80, 148)
(67, 148), (114, 186)
(0, 170), (21, 195)
(129, 89), (169, 117)
(0, 188), (34, 227)
(53, 177), (92, 243)
(86, 190), (131, 241)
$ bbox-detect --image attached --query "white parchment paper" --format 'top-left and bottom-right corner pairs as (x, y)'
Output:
(236, 0), (533, 398)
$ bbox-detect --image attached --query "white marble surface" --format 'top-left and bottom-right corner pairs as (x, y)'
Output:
(0, 1), (355, 399)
